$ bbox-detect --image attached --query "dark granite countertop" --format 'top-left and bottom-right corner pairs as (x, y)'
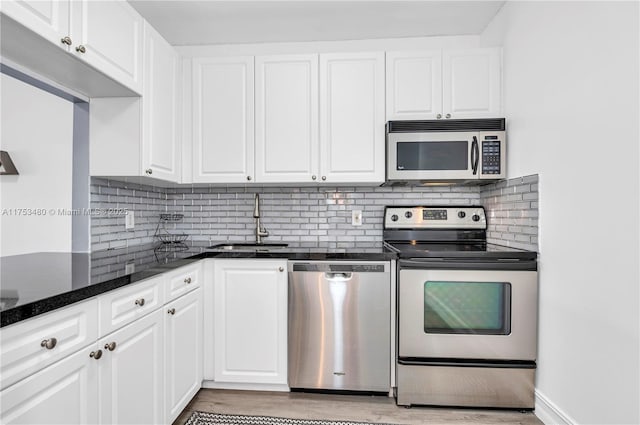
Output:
(1, 242), (395, 328)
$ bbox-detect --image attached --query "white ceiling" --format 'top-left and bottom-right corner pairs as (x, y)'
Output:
(129, 1), (506, 46)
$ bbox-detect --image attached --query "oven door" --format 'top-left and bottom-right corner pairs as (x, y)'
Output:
(387, 131), (479, 181)
(398, 267), (537, 361)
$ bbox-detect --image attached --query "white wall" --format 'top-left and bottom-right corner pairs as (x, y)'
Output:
(0, 73), (74, 256)
(481, 2), (639, 424)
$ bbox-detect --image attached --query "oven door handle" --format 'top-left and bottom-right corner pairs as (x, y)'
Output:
(399, 259), (537, 271)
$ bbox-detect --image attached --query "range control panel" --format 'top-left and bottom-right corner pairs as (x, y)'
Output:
(384, 206), (486, 229)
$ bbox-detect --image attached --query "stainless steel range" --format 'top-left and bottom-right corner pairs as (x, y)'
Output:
(384, 206), (538, 409)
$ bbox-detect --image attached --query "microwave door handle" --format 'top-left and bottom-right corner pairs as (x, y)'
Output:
(471, 136), (479, 175)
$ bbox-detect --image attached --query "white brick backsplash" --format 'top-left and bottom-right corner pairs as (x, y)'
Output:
(480, 174), (539, 251)
(91, 175), (538, 252)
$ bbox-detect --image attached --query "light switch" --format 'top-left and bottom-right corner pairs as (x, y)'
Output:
(125, 210), (135, 230)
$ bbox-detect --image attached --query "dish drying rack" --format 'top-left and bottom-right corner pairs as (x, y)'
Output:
(154, 214), (189, 245)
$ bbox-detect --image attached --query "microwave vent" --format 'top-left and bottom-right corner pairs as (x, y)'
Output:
(387, 118), (505, 133)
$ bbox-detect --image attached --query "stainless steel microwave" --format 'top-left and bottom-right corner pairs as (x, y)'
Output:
(385, 118), (506, 184)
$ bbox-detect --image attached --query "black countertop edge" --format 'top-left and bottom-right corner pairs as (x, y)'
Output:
(0, 251), (394, 328)
(0, 257), (201, 328)
(193, 251), (397, 261)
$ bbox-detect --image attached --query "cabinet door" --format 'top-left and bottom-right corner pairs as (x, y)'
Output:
(0, 345), (99, 425)
(142, 22), (180, 182)
(0, 0), (70, 48)
(192, 57), (254, 183)
(0, 299), (98, 391)
(98, 309), (164, 425)
(213, 260), (287, 385)
(442, 48), (502, 118)
(255, 54), (319, 183)
(165, 289), (202, 424)
(69, 0), (143, 94)
(320, 52), (385, 183)
(386, 50), (442, 120)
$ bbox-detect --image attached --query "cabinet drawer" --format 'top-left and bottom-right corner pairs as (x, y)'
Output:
(165, 262), (202, 302)
(98, 275), (164, 337)
(0, 299), (98, 391)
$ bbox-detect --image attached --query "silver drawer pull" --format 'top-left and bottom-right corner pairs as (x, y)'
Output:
(104, 342), (117, 351)
(90, 350), (102, 360)
(184, 277), (192, 284)
(135, 298), (145, 307)
(40, 338), (57, 350)
(168, 308), (176, 315)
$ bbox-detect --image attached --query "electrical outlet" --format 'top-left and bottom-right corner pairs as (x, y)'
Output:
(125, 210), (135, 230)
(352, 210), (363, 226)
(125, 261), (135, 274)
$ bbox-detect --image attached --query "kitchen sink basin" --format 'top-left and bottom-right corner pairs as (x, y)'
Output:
(206, 243), (289, 251)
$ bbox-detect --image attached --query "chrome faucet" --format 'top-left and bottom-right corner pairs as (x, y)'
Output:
(253, 193), (269, 244)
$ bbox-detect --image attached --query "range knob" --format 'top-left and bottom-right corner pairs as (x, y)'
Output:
(458, 211), (466, 219)
(391, 214), (399, 222)
(472, 214), (480, 222)
(405, 211), (413, 219)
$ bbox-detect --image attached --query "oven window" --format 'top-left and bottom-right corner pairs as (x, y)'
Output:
(397, 141), (468, 171)
(424, 281), (511, 335)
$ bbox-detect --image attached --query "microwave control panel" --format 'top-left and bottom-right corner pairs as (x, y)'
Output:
(482, 136), (502, 175)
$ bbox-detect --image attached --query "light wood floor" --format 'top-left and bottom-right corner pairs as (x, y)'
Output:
(173, 389), (543, 425)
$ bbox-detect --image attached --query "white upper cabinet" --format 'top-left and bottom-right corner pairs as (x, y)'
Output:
(386, 50), (442, 120)
(1, 0), (143, 94)
(386, 48), (502, 120)
(69, 0), (143, 94)
(90, 22), (181, 183)
(442, 48), (502, 118)
(191, 56), (254, 183)
(320, 52), (385, 183)
(0, 0), (70, 45)
(141, 21), (180, 182)
(255, 54), (319, 183)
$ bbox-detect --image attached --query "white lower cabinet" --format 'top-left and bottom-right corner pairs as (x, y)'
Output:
(0, 344), (99, 424)
(0, 263), (205, 425)
(164, 288), (203, 424)
(213, 259), (288, 386)
(98, 308), (164, 425)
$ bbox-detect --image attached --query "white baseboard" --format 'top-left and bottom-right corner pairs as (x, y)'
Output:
(202, 380), (290, 392)
(535, 389), (576, 425)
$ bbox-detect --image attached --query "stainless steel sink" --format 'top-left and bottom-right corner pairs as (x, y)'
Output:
(206, 243), (289, 251)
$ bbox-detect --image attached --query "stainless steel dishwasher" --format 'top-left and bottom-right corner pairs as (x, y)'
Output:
(288, 261), (391, 393)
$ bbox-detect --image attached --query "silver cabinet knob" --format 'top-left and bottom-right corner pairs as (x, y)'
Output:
(40, 338), (57, 350)
(90, 350), (103, 360)
(167, 308), (176, 315)
(436, 113), (442, 119)
(184, 277), (192, 284)
(145, 168), (153, 175)
(60, 36), (72, 46)
(312, 175), (317, 181)
(321, 176), (326, 181)
(247, 176), (252, 181)
(278, 267), (284, 272)
(104, 342), (117, 351)
(75, 45), (86, 53)
(135, 298), (145, 307)
(446, 113), (451, 119)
